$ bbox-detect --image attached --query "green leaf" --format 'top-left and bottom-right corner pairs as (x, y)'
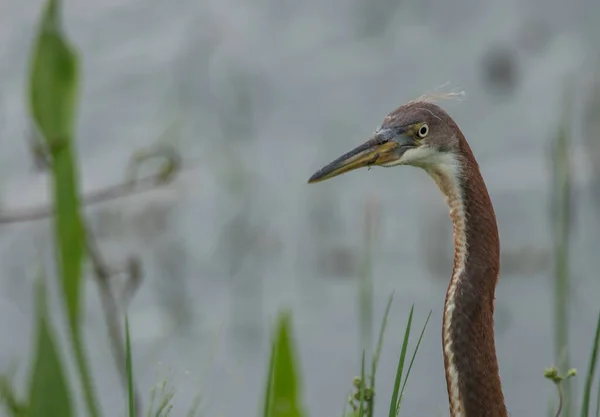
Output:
(581, 310), (600, 417)
(396, 310), (431, 416)
(28, 0), (84, 330)
(28, 277), (72, 417)
(388, 305), (414, 417)
(29, 0), (79, 143)
(126, 316), (136, 417)
(369, 290), (395, 417)
(27, 2), (99, 417)
(263, 334), (277, 417)
(263, 310), (306, 417)
(51, 147), (86, 329)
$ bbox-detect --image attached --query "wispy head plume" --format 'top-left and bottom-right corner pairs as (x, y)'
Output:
(409, 83), (466, 104)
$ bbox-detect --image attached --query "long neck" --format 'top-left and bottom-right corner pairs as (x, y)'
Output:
(428, 141), (507, 417)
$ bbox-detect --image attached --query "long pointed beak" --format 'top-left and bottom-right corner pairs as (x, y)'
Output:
(308, 137), (400, 184)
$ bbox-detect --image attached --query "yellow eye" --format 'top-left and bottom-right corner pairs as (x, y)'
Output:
(417, 123), (429, 138)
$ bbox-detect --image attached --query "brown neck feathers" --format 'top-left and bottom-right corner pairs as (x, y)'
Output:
(430, 135), (507, 417)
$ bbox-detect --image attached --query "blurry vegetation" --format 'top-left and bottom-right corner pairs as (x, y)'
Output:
(28, 0), (97, 414)
(582, 66), (600, 211)
(262, 311), (306, 417)
(352, 299), (431, 417)
(357, 198), (381, 356)
(0, 1), (599, 417)
(543, 81), (600, 417)
(548, 83), (575, 417)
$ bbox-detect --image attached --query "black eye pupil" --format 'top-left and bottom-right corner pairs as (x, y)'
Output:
(420, 126), (427, 136)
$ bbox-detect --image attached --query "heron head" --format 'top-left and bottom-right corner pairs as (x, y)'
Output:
(308, 101), (463, 184)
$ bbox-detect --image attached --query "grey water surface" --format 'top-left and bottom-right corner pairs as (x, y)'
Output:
(1, 0), (600, 416)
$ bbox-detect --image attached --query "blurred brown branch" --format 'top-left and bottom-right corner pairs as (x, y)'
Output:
(0, 145), (184, 224)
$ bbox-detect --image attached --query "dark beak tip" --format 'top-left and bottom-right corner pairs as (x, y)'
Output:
(307, 173), (320, 184)
(308, 166), (331, 184)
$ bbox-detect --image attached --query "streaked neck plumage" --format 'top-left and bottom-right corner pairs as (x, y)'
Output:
(426, 134), (507, 417)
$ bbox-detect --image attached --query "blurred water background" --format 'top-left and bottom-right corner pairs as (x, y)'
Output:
(1, 0), (600, 415)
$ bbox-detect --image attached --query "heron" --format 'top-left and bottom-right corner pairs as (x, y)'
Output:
(308, 98), (508, 417)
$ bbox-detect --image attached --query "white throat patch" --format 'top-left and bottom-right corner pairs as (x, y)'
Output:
(426, 153), (467, 417)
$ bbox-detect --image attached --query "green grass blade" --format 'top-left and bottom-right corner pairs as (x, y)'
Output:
(263, 332), (277, 417)
(388, 305), (414, 417)
(263, 310), (306, 417)
(396, 310), (432, 416)
(126, 315), (135, 417)
(369, 291), (394, 417)
(28, 276), (73, 417)
(28, 2), (100, 416)
(551, 82), (574, 417)
(581, 310), (600, 417)
(149, 376), (175, 417)
(371, 292), (395, 385)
